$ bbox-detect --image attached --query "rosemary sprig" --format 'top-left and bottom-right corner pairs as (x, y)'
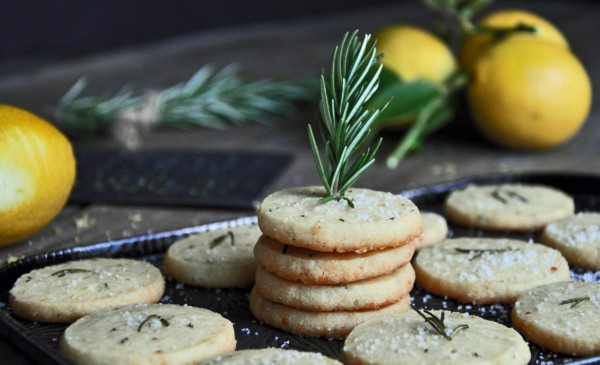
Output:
(55, 79), (139, 135)
(137, 314), (170, 332)
(209, 231), (235, 249)
(413, 307), (469, 340)
(559, 296), (590, 308)
(156, 66), (315, 129)
(51, 268), (92, 277)
(308, 30), (386, 205)
(55, 65), (317, 136)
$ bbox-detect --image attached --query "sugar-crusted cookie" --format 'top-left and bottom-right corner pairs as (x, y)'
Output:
(254, 263), (414, 311)
(60, 303), (235, 365)
(254, 235), (415, 284)
(202, 348), (342, 364)
(163, 225), (261, 288)
(9, 258), (164, 323)
(342, 311), (531, 365)
(249, 288), (410, 339)
(413, 238), (570, 304)
(258, 186), (422, 253)
(444, 183), (574, 231)
(414, 212), (448, 250)
(512, 281), (600, 357)
(540, 212), (600, 270)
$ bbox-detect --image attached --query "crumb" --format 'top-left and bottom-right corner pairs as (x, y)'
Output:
(127, 213), (143, 222)
(7, 255), (24, 264)
(74, 213), (96, 230)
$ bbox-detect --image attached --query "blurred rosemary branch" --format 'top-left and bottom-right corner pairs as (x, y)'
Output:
(54, 65), (318, 139)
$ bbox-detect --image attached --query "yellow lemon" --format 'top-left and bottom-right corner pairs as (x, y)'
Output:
(468, 40), (591, 150)
(460, 9), (568, 72)
(374, 24), (456, 84)
(0, 105), (76, 246)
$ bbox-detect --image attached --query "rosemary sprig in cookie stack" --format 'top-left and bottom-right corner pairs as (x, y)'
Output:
(308, 30), (385, 206)
(250, 31), (423, 339)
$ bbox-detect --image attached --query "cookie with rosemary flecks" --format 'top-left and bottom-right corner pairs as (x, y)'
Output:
(540, 212), (600, 270)
(202, 348), (342, 365)
(253, 234), (415, 285)
(9, 258), (164, 323)
(413, 238), (570, 304)
(59, 303), (235, 365)
(512, 281), (600, 357)
(257, 186), (422, 253)
(414, 212), (448, 250)
(444, 183), (574, 231)
(342, 310), (530, 365)
(249, 288), (410, 339)
(163, 224), (261, 288)
(254, 263), (414, 311)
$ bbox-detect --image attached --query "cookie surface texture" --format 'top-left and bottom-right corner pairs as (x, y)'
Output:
(254, 235), (415, 284)
(540, 212), (600, 270)
(258, 186), (422, 253)
(342, 311), (531, 365)
(413, 238), (570, 304)
(512, 281), (600, 357)
(59, 303), (235, 365)
(249, 288), (410, 339)
(414, 212), (448, 250)
(254, 263), (415, 311)
(163, 224), (261, 287)
(202, 348), (342, 364)
(444, 183), (574, 231)
(9, 258), (164, 323)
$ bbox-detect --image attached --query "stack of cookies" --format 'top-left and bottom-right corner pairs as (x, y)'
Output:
(249, 186), (423, 339)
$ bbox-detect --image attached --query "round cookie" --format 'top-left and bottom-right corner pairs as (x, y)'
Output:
(254, 263), (415, 311)
(512, 281), (600, 357)
(414, 212), (448, 250)
(203, 348), (342, 365)
(9, 258), (164, 323)
(342, 311), (531, 365)
(254, 235), (415, 284)
(249, 288), (411, 339)
(258, 186), (423, 253)
(413, 238), (570, 304)
(444, 183), (574, 231)
(60, 303), (236, 365)
(540, 212), (600, 270)
(163, 225), (261, 288)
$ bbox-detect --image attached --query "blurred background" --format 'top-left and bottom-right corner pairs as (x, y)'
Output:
(2, 0), (597, 114)
(0, 1), (399, 74)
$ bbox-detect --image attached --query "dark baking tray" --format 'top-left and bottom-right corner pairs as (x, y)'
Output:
(1, 173), (599, 365)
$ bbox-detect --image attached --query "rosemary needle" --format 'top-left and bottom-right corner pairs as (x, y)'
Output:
(454, 247), (513, 261)
(51, 268), (91, 277)
(559, 296), (590, 308)
(137, 315), (169, 332)
(209, 231), (235, 249)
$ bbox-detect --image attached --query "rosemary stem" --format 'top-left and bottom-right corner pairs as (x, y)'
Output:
(459, 14), (536, 38)
(386, 98), (442, 168)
